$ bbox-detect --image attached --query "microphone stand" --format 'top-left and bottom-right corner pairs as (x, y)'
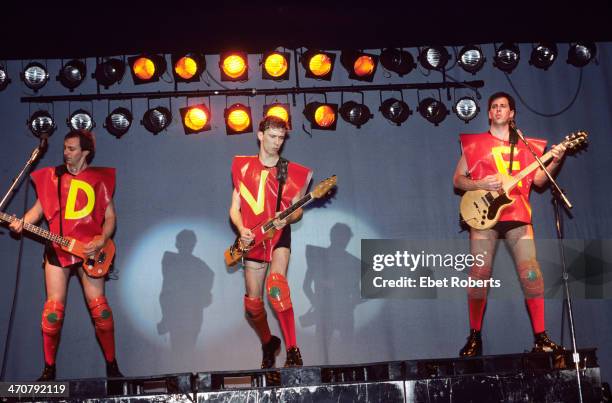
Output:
(0, 137), (46, 381)
(513, 126), (583, 403)
(0, 137), (47, 211)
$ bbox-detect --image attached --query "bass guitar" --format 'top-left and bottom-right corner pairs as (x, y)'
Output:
(1, 212), (115, 278)
(225, 175), (337, 266)
(460, 131), (588, 230)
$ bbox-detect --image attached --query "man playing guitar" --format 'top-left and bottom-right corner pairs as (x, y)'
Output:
(453, 92), (566, 357)
(9, 130), (123, 380)
(229, 116), (312, 368)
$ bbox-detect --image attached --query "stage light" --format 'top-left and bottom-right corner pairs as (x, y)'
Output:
(21, 62), (49, 91)
(105, 107), (132, 138)
(454, 96), (480, 123)
(264, 103), (291, 129)
(379, 98), (412, 126)
(419, 46), (450, 71)
(68, 109), (95, 131)
(28, 110), (56, 137)
(493, 43), (520, 73)
(529, 43), (557, 70)
(225, 103), (252, 134)
(172, 53), (205, 83)
(340, 51), (378, 82)
(418, 98), (449, 126)
(339, 101), (373, 128)
(94, 58), (125, 89)
(458, 45), (485, 74)
(142, 106), (172, 134)
(262, 51), (290, 80)
(567, 42), (597, 67)
(128, 54), (167, 84)
(57, 59), (86, 91)
(379, 48), (416, 77)
(301, 50), (335, 80)
(0, 65), (10, 91)
(180, 104), (211, 134)
(220, 52), (248, 81)
(303, 102), (338, 130)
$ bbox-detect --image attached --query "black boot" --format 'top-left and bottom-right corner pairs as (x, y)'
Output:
(37, 363), (56, 381)
(284, 346), (303, 367)
(459, 329), (482, 357)
(106, 359), (124, 378)
(532, 331), (564, 353)
(261, 335), (281, 369)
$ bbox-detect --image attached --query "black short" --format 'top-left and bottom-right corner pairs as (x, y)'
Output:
(244, 226), (291, 264)
(45, 243), (81, 270)
(492, 221), (528, 237)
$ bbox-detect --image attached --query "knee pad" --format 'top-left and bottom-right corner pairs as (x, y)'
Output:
(467, 265), (492, 299)
(244, 296), (266, 319)
(266, 273), (292, 312)
(41, 300), (65, 336)
(517, 259), (544, 298)
(88, 296), (114, 331)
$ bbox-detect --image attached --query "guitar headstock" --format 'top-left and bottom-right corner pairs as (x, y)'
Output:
(312, 175), (337, 199)
(563, 131), (588, 151)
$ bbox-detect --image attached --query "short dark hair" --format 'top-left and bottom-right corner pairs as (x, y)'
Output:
(65, 130), (95, 164)
(488, 91), (516, 112)
(258, 115), (289, 133)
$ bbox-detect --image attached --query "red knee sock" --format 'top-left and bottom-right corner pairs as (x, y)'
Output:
(41, 300), (65, 365)
(88, 296), (116, 362)
(468, 298), (486, 331)
(244, 296), (272, 344)
(276, 307), (297, 349)
(525, 298), (545, 334)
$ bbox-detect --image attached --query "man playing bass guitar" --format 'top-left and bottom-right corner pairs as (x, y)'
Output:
(229, 116), (312, 369)
(9, 130), (123, 380)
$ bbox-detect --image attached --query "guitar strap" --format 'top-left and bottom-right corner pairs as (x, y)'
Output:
(54, 165), (66, 236)
(275, 157), (288, 212)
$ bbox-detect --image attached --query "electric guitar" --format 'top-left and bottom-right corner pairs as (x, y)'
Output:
(225, 175), (337, 266)
(460, 131), (588, 230)
(0, 212), (115, 278)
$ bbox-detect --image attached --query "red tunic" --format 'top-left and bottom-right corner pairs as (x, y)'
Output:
(460, 132), (547, 224)
(31, 166), (115, 267)
(232, 156), (312, 262)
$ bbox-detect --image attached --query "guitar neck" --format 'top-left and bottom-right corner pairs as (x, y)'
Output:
(0, 212), (70, 247)
(262, 193), (314, 232)
(503, 149), (555, 193)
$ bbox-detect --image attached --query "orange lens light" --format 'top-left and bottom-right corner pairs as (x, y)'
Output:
(264, 53), (288, 78)
(314, 105), (336, 127)
(354, 55), (375, 77)
(175, 56), (198, 80)
(133, 57), (155, 80)
(308, 53), (332, 77)
(222, 54), (247, 79)
(265, 104), (290, 127)
(227, 106), (251, 132)
(184, 106), (209, 131)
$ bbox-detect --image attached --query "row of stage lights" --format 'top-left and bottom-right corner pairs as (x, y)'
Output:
(1, 42), (597, 92)
(27, 95), (479, 138)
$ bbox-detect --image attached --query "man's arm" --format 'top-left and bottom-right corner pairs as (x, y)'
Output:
(230, 189), (254, 243)
(84, 200), (116, 254)
(533, 143), (566, 187)
(453, 155), (502, 192)
(8, 199), (44, 233)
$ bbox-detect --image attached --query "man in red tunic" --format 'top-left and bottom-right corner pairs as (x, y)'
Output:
(10, 130), (123, 380)
(229, 116), (312, 368)
(453, 92), (567, 356)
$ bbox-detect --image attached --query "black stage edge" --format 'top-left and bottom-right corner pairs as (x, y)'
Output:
(11, 348), (604, 402)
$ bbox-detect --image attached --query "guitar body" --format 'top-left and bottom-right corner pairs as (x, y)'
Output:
(60, 237), (116, 278)
(224, 221), (277, 266)
(460, 190), (514, 230)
